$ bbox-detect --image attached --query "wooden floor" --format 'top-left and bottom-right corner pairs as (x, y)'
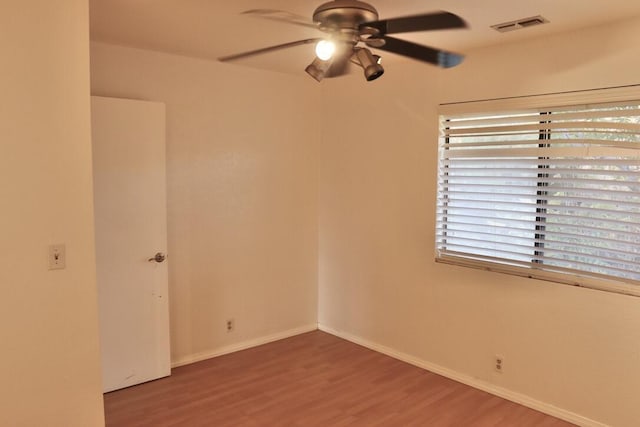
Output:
(104, 331), (574, 426)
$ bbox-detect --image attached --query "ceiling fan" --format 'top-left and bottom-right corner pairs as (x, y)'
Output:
(218, 0), (468, 82)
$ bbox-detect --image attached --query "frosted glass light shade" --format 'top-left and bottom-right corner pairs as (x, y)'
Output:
(315, 40), (336, 61)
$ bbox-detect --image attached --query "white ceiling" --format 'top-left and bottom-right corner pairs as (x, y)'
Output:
(90, 0), (640, 75)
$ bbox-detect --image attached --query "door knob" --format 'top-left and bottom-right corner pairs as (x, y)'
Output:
(148, 252), (166, 263)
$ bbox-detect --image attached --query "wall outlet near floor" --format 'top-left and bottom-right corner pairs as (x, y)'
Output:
(495, 355), (504, 373)
(48, 244), (66, 270)
(226, 319), (235, 333)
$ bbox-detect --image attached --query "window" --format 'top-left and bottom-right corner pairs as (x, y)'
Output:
(436, 88), (640, 296)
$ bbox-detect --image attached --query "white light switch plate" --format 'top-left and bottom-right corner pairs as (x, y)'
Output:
(48, 244), (66, 270)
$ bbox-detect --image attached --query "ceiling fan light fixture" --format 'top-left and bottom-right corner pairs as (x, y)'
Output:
(354, 48), (384, 81)
(315, 39), (336, 60)
(305, 57), (333, 82)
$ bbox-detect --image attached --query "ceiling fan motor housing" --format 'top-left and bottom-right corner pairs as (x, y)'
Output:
(313, 0), (379, 30)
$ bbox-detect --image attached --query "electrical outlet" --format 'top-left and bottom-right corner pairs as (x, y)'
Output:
(495, 355), (504, 373)
(48, 244), (66, 270)
(226, 319), (235, 333)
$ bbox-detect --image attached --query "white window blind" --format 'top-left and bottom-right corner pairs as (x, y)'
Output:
(436, 97), (640, 296)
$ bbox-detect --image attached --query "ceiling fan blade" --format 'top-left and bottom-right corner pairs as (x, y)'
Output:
(219, 38), (321, 62)
(361, 11), (467, 35)
(369, 36), (464, 68)
(242, 9), (320, 30)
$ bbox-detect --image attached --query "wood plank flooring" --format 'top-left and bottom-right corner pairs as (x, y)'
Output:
(104, 331), (575, 426)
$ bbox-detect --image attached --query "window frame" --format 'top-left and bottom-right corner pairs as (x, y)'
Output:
(436, 86), (640, 297)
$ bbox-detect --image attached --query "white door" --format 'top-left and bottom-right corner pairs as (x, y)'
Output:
(91, 96), (170, 393)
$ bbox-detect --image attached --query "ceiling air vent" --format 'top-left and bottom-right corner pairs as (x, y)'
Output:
(491, 15), (549, 33)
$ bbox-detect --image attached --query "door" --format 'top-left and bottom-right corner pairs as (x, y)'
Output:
(91, 96), (170, 393)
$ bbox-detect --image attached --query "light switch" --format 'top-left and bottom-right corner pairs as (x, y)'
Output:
(48, 244), (66, 270)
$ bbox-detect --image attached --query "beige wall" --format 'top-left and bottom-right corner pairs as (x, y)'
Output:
(319, 17), (640, 427)
(0, 2), (105, 426)
(90, 43), (320, 365)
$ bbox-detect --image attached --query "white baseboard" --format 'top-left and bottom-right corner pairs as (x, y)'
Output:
(318, 324), (606, 427)
(171, 324), (318, 368)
